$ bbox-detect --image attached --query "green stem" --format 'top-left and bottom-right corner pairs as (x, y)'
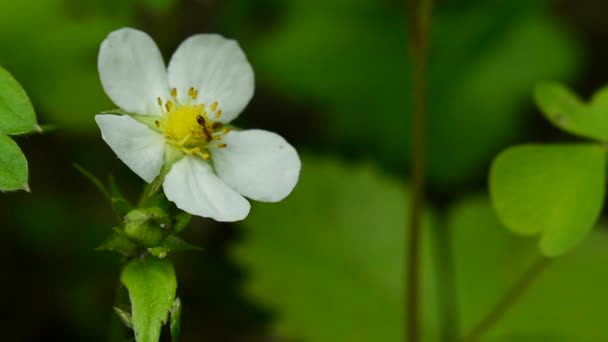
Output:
(462, 256), (550, 342)
(404, 0), (432, 341)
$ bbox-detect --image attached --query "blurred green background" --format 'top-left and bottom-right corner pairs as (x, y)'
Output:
(2, 0), (608, 341)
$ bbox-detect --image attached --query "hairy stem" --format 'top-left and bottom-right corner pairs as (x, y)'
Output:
(462, 256), (550, 342)
(404, 0), (432, 341)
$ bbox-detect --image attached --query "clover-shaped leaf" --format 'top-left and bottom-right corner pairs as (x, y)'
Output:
(535, 81), (608, 141)
(489, 144), (605, 256)
(0, 66), (39, 191)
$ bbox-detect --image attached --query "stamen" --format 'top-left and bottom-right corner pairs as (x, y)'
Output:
(188, 87), (198, 100)
(218, 143), (227, 148)
(155, 120), (160, 128)
(215, 110), (222, 119)
(165, 100), (173, 112)
(222, 127), (231, 134)
(170, 88), (177, 98)
(157, 97), (162, 107)
(212, 136), (222, 141)
(212, 122), (222, 130)
(201, 152), (211, 160)
(210, 101), (218, 111)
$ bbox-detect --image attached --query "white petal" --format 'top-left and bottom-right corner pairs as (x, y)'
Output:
(167, 34), (254, 123)
(95, 114), (165, 183)
(99, 28), (169, 116)
(211, 129), (301, 202)
(163, 156), (250, 221)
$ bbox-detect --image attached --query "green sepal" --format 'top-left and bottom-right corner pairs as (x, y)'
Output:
(74, 164), (110, 200)
(113, 306), (134, 329)
(489, 143), (606, 256)
(121, 255), (177, 342)
(148, 236), (203, 258)
(170, 297), (181, 342)
(97, 228), (138, 257)
(172, 212), (192, 235)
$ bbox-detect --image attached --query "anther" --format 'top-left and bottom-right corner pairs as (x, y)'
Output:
(154, 120), (160, 128)
(218, 143), (227, 148)
(212, 136), (222, 141)
(165, 100), (173, 112)
(170, 88), (177, 98)
(215, 110), (222, 119)
(210, 101), (218, 111)
(222, 127), (231, 134)
(157, 97), (162, 106)
(212, 122), (223, 130)
(202, 152), (211, 160)
(188, 87), (198, 100)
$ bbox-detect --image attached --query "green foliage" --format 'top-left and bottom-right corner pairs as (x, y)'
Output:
(449, 196), (608, 340)
(0, 66), (39, 191)
(148, 236), (202, 259)
(234, 156), (440, 341)
(223, 0), (579, 187)
(121, 255), (177, 342)
(535, 81), (608, 141)
(97, 228), (138, 256)
(113, 306), (134, 329)
(490, 144), (605, 257)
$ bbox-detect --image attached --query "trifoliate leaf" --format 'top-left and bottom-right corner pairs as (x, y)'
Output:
(0, 66), (38, 135)
(0, 134), (28, 191)
(233, 157), (440, 341)
(489, 144), (605, 257)
(534, 81), (608, 141)
(121, 255), (177, 342)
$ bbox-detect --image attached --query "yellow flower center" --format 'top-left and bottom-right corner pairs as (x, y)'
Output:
(154, 87), (230, 160)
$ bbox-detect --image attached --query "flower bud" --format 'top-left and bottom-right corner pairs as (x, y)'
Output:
(124, 207), (171, 247)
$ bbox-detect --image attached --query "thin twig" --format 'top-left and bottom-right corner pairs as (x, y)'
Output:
(404, 0), (432, 341)
(462, 256), (550, 342)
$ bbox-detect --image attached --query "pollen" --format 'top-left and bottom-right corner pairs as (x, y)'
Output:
(159, 89), (229, 161)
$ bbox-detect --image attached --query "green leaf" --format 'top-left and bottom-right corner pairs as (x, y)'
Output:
(489, 144), (605, 257)
(170, 297), (181, 342)
(0, 134), (28, 191)
(448, 195), (608, 340)
(0, 66), (38, 135)
(148, 236), (202, 258)
(121, 255), (177, 342)
(534, 81), (608, 141)
(97, 228), (138, 256)
(233, 157), (440, 341)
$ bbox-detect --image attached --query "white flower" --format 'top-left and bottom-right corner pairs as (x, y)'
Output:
(95, 28), (301, 222)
